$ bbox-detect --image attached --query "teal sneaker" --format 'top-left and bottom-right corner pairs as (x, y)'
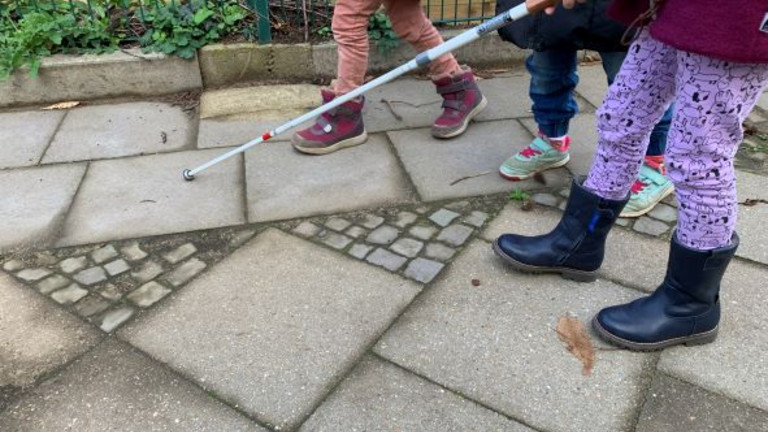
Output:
(499, 134), (570, 181)
(621, 159), (674, 218)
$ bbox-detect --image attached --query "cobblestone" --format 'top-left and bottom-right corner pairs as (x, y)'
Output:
(393, 211), (418, 228)
(90, 245), (118, 264)
(616, 218), (632, 227)
(36, 275), (71, 295)
(436, 224), (474, 247)
(127, 281), (172, 307)
(648, 203), (677, 223)
(361, 214), (385, 229)
(559, 188), (571, 198)
(404, 258), (444, 283)
(120, 241), (148, 262)
(51, 284), (88, 305)
(425, 243), (456, 261)
(345, 226), (367, 239)
(367, 225), (400, 245)
(390, 238), (424, 258)
(366, 248), (408, 271)
(634, 217), (669, 236)
(99, 307), (134, 332)
(429, 209), (460, 227)
(73, 267), (107, 286)
(104, 259), (130, 276)
(163, 243), (197, 264)
(131, 260), (163, 283)
(16, 268), (52, 282)
(293, 221), (321, 238)
(463, 211), (489, 228)
(348, 243), (373, 259)
(74, 295), (111, 317)
(98, 283), (123, 301)
(59, 256), (88, 274)
(2, 259), (24, 272)
(325, 217), (352, 232)
(165, 258), (207, 287)
(229, 229), (256, 247)
(532, 193), (559, 207)
(414, 206), (430, 214)
(322, 233), (353, 250)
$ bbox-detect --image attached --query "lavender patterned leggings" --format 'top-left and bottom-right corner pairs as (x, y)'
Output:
(584, 31), (768, 250)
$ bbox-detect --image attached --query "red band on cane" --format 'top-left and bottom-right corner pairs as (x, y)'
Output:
(262, 132), (272, 141)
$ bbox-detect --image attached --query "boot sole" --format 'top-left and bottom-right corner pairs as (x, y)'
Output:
(432, 96), (488, 139)
(591, 316), (718, 351)
(292, 131), (368, 155)
(492, 239), (597, 282)
(619, 187), (675, 218)
(498, 154), (571, 181)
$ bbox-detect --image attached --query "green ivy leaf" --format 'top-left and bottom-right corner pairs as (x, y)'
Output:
(193, 8), (214, 25)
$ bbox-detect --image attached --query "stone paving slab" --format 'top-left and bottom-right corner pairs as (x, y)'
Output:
(0, 111), (64, 168)
(375, 240), (656, 432)
(119, 229), (422, 430)
(520, 114), (598, 177)
(635, 373), (768, 432)
(0, 272), (101, 393)
(56, 149), (244, 246)
(245, 135), (413, 223)
(0, 164), (86, 252)
(735, 170), (768, 265)
(42, 102), (193, 163)
(573, 63), (610, 109)
(658, 258), (768, 412)
(299, 356), (534, 432)
(388, 120), (568, 201)
(0, 339), (265, 432)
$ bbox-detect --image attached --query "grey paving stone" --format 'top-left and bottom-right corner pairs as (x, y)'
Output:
(127, 281), (172, 307)
(131, 260), (164, 283)
(532, 193), (560, 207)
(0, 340), (265, 432)
(735, 170), (768, 264)
(163, 243), (197, 264)
(120, 241), (148, 262)
(414, 205), (430, 214)
(245, 136), (412, 223)
(56, 149), (244, 246)
(573, 62), (610, 109)
(366, 248), (408, 272)
(658, 259), (768, 412)
(98, 283), (123, 301)
(520, 114), (598, 178)
(647, 203), (677, 222)
(389, 120), (568, 201)
(165, 258), (206, 287)
(390, 238), (424, 258)
(325, 217), (352, 232)
(322, 232), (353, 250)
(91, 245), (118, 264)
(429, 208), (460, 227)
(615, 217), (632, 227)
(99, 307), (135, 333)
(104, 259), (130, 276)
(73, 295), (111, 318)
(36, 274), (71, 295)
(293, 221), (321, 238)
(50, 284), (89, 305)
(375, 240), (656, 432)
(393, 211), (418, 228)
(436, 224), (474, 247)
(74, 267), (107, 286)
(345, 226), (367, 239)
(635, 374), (768, 432)
(59, 256), (88, 274)
(2, 259), (24, 272)
(0, 111), (64, 168)
(367, 225), (400, 245)
(198, 118), (297, 149)
(633, 217), (669, 236)
(42, 102), (192, 163)
(120, 229), (421, 430)
(0, 273), (101, 389)
(230, 229), (257, 247)
(463, 210), (490, 228)
(16, 268), (52, 282)
(425, 243), (456, 261)
(444, 200), (471, 212)
(300, 356), (533, 432)
(409, 224), (437, 240)
(0, 164), (86, 252)
(361, 214), (385, 229)
(403, 258), (444, 283)
(348, 243), (373, 259)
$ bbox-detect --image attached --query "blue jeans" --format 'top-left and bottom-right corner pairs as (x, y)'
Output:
(527, 50), (674, 156)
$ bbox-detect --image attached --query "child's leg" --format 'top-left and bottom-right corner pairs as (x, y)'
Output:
(584, 31), (678, 200)
(382, 0), (460, 77)
(667, 53), (768, 250)
(332, 0), (384, 94)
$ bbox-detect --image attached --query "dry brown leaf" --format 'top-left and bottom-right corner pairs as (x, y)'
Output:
(556, 315), (595, 376)
(42, 101), (80, 110)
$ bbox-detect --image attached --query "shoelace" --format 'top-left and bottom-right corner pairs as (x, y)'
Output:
(630, 179), (647, 195)
(519, 146), (542, 158)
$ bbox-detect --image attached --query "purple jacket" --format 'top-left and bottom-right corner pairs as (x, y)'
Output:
(608, 0), (768, 63)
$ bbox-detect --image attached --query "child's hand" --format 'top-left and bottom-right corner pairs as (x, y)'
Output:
(545, 0), (588, 15)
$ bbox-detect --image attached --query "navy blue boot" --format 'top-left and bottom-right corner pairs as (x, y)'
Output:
(492, 180), (628, 282)
(593, 233), (739, 351)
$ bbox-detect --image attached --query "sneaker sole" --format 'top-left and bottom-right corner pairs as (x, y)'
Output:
(619, 186), (675, 218)
(491, 239), (597, 282)
(432, 96), (489, 139)
(292, 131), (368, 155)
(498, 153), (571, 181)
(591, 316), (718, 351)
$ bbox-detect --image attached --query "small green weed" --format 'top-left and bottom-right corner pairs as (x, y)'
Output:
(508, 188), (531, 202)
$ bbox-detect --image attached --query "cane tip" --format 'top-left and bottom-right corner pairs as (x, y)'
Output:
(182, 169), (195, 181)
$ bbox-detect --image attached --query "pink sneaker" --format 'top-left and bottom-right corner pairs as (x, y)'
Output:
(431, 66), (488, 139)
(291, 89), (368, 155)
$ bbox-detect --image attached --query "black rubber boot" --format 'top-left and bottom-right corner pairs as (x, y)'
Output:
(593, 232), (739, 351)
(492, 180), (628, 282)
